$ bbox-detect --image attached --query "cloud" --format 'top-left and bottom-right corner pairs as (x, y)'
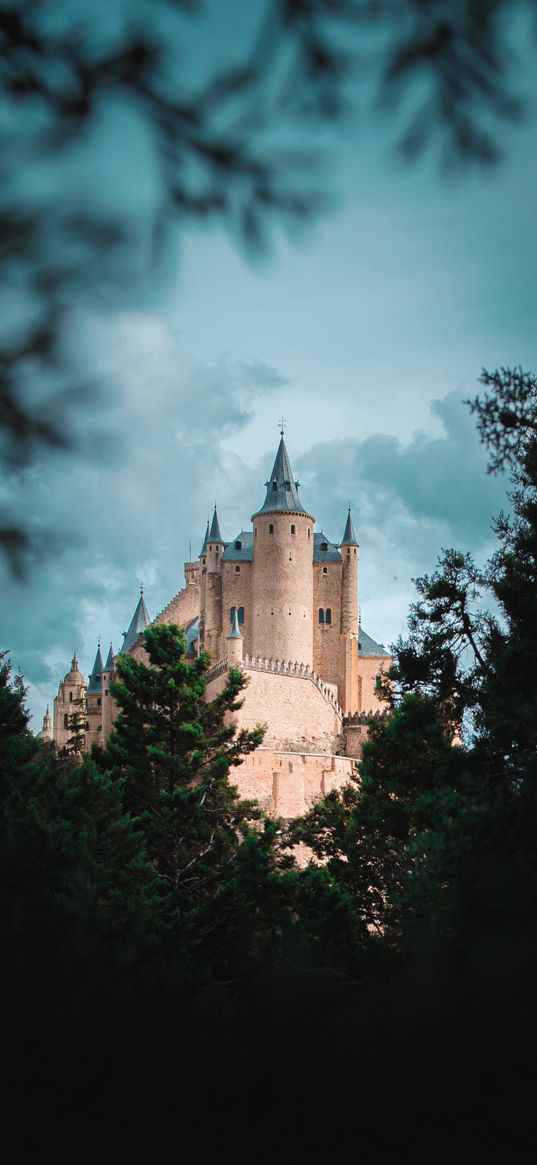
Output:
(0, 314), (289, 725)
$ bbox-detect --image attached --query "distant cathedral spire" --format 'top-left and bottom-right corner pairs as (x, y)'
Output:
(104, 643), (115, 671)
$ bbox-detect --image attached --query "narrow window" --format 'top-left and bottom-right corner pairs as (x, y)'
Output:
(69, 692), (73, 702)
(269, 523), (274, 534)
(318, 609), (325, 624)
(290, 524), (296, 535)
(326, 608), (332, 625)
(321, 541), (328, 551)
(272, 481), (277, 492)
(238, 607), (245, 624)
(354, 548), (357, 555)
(235, 565), (240, 573)
(254, 527), (257, 538)
(202, 558), (206, 565)
(284, 480), (291, 490)
(85, 721), (89, 731)
(230, 606), (236, 622)
(308, 528), (311, 539)
(322, 567), (327, 575)
(64, 714), (68, 729)
(97, 697), (102, 707)
(235, 540), (242, 550)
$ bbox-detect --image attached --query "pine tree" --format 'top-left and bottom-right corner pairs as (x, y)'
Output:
(98, 623), (269, 953)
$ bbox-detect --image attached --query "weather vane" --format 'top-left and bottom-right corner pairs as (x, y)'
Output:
(139, 579), (144, 595)
(278, 415), (286, 436)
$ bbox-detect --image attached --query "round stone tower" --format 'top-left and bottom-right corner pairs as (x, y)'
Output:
(202, 506), (224, 660)
(340, 507), (359, 637)
(251, 433), (315, 666)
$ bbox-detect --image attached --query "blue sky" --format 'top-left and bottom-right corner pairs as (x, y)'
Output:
(1, 1), (535, 726)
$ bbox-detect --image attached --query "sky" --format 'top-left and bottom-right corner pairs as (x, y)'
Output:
(1, 0), (536, 728)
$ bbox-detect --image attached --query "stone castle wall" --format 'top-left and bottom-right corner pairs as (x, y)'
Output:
(232, 747), (355, 817)
(312, 560), (343, 691)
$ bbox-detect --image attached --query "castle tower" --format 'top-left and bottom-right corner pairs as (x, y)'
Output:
(251, 433), (315, 666)
(340, 508), (360, 714)
(53, 655), (86, 750)
(226, 607), (243, 665)
(203, 506), (224, 660)
(101, 643), (116, 743)
(120, 589), (151, 655)
(86, 642), (104, 748)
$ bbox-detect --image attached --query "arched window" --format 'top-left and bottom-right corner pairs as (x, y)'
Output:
(326, 608), (332, 625)
(322, 567), (327, 575)
(269, 523), (274, 534)
(63, 714), (68, 729)
(69, 692), (73, 702)
(238, 607), (245, 624)
(272, 480), (277, 492)
(235, 565), (241, 573)
(318, 609), (325, 624)
(230, 605), (236, 623)
(290, 524), (296, 535)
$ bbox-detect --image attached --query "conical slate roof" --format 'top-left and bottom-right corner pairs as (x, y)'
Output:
(120, 593), (151, 655)
(88, 644), (104, 693)
(208, 506), (224, 544)
(199, 518), (209, 557)
(252, 436), (312, 518)
(227, 607), (242, 640)
(103, 643), (115, 672)
(341, 508), (358, 546)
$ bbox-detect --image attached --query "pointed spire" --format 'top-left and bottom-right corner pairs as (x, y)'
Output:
(208, 505), (224, 544)
(88, 643), (104, 693)
(252, 435), (312, 518)
(199, 517), (210, 557)
(120, 592), (151, 655)
(104, 643), (115, 671)
(341, 507), (358, 546)
(227, 607), (242, 640)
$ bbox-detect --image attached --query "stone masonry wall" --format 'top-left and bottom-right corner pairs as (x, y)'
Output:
(312, 560), (342, 694)
(221, 560), (252, 656)
(206, 662), (342, 754)
(358, 655), (391, 713)
(232, 747), (355, 817)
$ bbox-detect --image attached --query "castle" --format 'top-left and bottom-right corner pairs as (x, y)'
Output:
(40, 433), (391, 816)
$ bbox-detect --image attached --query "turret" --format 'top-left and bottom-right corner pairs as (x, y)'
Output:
(340, 508), (360, 714)
(101, 643), (116, 743)
(226, 607), (243, 665)
(203, 505), (224, 660)
(87, 644), (104, 694)
(119, 589), (151, 655)
(251, 432), (315, 666)
(340, 508), (359, 637)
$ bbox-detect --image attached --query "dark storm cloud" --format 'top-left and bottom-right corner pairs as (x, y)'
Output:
(1, 327), (288, 723)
